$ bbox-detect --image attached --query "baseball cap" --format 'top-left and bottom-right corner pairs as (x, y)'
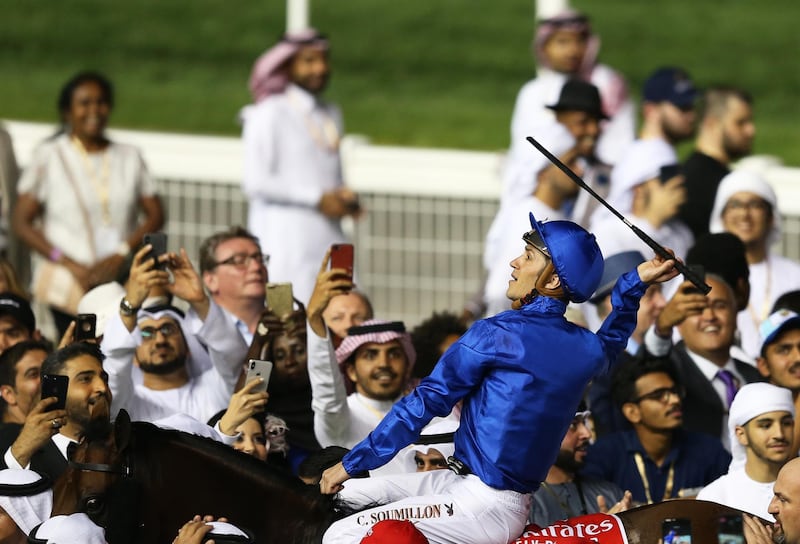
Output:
(0, 293), (35, 333)
(760, 309), (800, 355)
(360, 520), (429, 544)
(642, 67), (697, 108)
(589, 251), (645, 304)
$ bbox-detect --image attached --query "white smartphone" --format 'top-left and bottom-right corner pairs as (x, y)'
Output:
(245, 359), (273, 393)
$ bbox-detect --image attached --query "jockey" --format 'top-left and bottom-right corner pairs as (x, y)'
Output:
(320, 212), (678, 544)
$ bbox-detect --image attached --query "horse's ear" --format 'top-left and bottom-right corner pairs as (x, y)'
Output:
(114, 409), (132, 452)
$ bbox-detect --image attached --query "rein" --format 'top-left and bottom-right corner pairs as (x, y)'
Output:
(68, 459), (132, 478)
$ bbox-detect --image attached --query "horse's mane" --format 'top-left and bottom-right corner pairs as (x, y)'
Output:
(119, 422), (339, 543)
(130, 421), (320, 494)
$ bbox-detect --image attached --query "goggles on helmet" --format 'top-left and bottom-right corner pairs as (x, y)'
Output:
(522, 229), (551, 259)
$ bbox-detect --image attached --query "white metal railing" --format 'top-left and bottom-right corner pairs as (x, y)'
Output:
(4, 119), (800, 326)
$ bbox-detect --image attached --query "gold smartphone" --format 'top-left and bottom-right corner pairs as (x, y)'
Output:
(266, 282), (294, 318)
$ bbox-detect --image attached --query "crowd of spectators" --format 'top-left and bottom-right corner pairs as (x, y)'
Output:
(0, 5), (797, 544)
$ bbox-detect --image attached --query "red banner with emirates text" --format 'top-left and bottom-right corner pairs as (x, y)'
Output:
(513, 513), (629, 544)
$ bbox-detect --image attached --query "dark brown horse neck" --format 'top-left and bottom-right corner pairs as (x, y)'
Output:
(54, 414), (337, 544)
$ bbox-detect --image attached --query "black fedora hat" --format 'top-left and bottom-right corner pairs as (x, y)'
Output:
(546, 79), (608, 120)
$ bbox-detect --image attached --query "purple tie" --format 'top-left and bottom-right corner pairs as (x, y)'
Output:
(716, 369), (739, 408)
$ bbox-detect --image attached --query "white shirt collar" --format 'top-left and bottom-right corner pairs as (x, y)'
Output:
(685, 349), (743, 383)
(52, 433), (79, 459)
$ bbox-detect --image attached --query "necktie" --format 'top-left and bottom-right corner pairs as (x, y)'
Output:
(716, 369), (739, 408)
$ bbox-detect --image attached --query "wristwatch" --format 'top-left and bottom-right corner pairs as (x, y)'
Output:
(119, 297), (141, 317)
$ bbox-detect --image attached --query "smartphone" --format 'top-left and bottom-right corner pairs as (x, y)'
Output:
(41, 374), (69, 412)
(143, 232), (168, 270)
(717, 515), (744, 544)
(330, 243), (354, 279)
(266, 282), (294, 318)
(245, 359), (273, 393)
(662, 518), (692, 544)
(659, 164), (682, 184)
(75, 313), (97, 342)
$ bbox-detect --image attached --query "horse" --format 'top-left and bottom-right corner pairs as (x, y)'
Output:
(54, 412), (758, 544)
(52, 410), (338, 544)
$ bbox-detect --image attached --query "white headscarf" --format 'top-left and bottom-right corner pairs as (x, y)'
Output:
(136, 305), (210, 379)
(709, 169), (781, 246)
(30, 513), (107, 544)
(402, 418), (458, 472)
(0, 469), (52, 535)
(728, 382), (795, 472)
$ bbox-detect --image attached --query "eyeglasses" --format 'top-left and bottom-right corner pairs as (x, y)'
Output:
(213, 252), (269, 269)
(724, 199), (771, 213)
(631, 385), (685, 404)
(140, 323), (180, 340)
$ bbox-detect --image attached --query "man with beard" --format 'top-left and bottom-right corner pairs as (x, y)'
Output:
(101, 245), (248, 424)
(581, 357), (730, 505)
(679, 87), (755, 239)
(530, 404), (631, 526)
(769, 457), (800, 544)
(590, 68), (697, 260)
(311, 318), (417, 449)
(698, 382), (794, 521)
(756, 310), (800, 463)
(242, 29), (361, 305)
(0, 342), (109, 480)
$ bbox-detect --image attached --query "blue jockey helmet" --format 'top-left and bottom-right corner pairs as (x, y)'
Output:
(522, 212), (604, 303)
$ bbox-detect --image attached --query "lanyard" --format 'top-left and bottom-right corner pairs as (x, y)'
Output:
(540, 478), (589, 518)
(747, 257), (772, 327)
(634, 452), (675, 504)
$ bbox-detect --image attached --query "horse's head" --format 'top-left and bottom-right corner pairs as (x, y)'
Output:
(52, 410), (138, 543)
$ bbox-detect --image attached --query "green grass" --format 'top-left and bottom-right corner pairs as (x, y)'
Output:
(2, 0), (799, 162)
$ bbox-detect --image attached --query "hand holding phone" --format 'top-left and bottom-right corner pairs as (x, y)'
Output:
(75, 314), (97, 342)
(143, 232), (168, 270)
(41, 374), (69, 412)
(245, 359), (273, 393)
(330, 243), (354, 280)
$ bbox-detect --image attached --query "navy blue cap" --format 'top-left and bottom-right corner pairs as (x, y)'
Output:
(643, 67), (697, 108)
(0, 293), (35, 333)
(589, 251), (645, 304)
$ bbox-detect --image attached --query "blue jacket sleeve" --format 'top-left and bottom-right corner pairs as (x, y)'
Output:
(595, 269), (648, 375)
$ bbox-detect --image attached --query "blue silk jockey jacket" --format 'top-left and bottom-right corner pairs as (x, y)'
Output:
(344, 269), (647, 493)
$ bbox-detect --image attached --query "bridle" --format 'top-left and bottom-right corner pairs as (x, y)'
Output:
(68, 447), (133, 478)
(68, 460), (132, 477)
